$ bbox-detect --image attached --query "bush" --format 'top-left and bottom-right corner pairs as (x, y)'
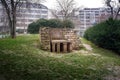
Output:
(62, 19), (74, 28)
(27, 22), (39, 34)
(84, 18), (120, 53)
(36, 18), (49, 27)
(48, 19), (63, 28)
(27, 19), (74, 34)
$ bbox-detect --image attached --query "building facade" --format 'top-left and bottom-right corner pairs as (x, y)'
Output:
(78, 8), (110, 36)
(0, 2), (48, 34)
(0, 4), (9, 34)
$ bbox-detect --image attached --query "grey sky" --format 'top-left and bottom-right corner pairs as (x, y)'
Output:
(43, 0), (105, 9)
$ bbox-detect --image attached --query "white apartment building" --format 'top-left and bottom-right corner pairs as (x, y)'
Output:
(0, 4), (9, 33)
(79, 8), (110, 36)
(0, 2), (48, 33)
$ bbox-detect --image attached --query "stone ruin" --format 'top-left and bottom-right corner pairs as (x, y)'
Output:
(40, 27), (81, 53)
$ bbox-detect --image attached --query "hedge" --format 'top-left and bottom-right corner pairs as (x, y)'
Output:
(84, 18), (120, 54)
(27, 19), (74, 34)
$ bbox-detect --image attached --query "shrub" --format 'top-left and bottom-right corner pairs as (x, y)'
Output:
(27, 19), (49, 34)
(48, 19), (63, 28)
(62, 19), (74, 28)
(84, 18), (120, 53)
(27, 22), (39, 34)
(36, 18), (49, 27)
(27, 19), (74, 34)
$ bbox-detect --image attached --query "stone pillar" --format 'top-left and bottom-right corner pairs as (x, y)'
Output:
(57, 43), (60, 53)
(69, 43), (73, 52)
(52, 43), (55, 52)
(63, 43), (67, 53)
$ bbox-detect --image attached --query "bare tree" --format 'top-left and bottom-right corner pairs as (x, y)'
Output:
(50, 9), (59, 19)
(0, 0), (25, 38)
(29, 0), (45, 3)
(105, 0), (120, 19)
(0, 0), (44, 38)
(56, 0), (76, 20)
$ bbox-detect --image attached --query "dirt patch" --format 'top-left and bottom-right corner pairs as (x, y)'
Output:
(104, 75), (120, 80)
(83, 44), (93, 51)
(104, 66), (120, 80)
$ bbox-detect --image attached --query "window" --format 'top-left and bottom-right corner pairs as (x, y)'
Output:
(86, 16), (90, 19)
(41, 15), (47, 19)
(80, 27), (85, 29)
(95, 14), (99, 16)
(80, 16), (84, 18)
(0, 18), (5, 22)
(41, 10), (48, 14)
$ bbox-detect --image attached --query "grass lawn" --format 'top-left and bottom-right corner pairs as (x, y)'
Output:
(0, 34), (120, 80)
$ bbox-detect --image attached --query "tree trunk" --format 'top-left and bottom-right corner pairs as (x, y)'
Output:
(9, 15), (16, 38)
(115, 8), (120, 20)
(11, 21), (16, 38)
(0, 0), (17, 39)
(11, 13), (16, 38)
(110, 7), (114, 19)
(9, 21), (13, 38)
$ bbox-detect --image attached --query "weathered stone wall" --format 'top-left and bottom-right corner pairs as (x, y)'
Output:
(40, 27), (81, 51)
(64, 29), (81, 50)
(40, 27), (50, 50)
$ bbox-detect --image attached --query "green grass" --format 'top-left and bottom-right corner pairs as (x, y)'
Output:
(0, 34), (120, 80)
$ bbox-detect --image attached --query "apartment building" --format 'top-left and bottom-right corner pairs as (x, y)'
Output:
(78, 8), (110, 36)
(0, 2), (48, 33)
(0, 4), (9, 34)
(16, 2), (48, 33)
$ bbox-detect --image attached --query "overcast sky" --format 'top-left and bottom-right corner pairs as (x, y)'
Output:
(43, 0), (105, 9)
